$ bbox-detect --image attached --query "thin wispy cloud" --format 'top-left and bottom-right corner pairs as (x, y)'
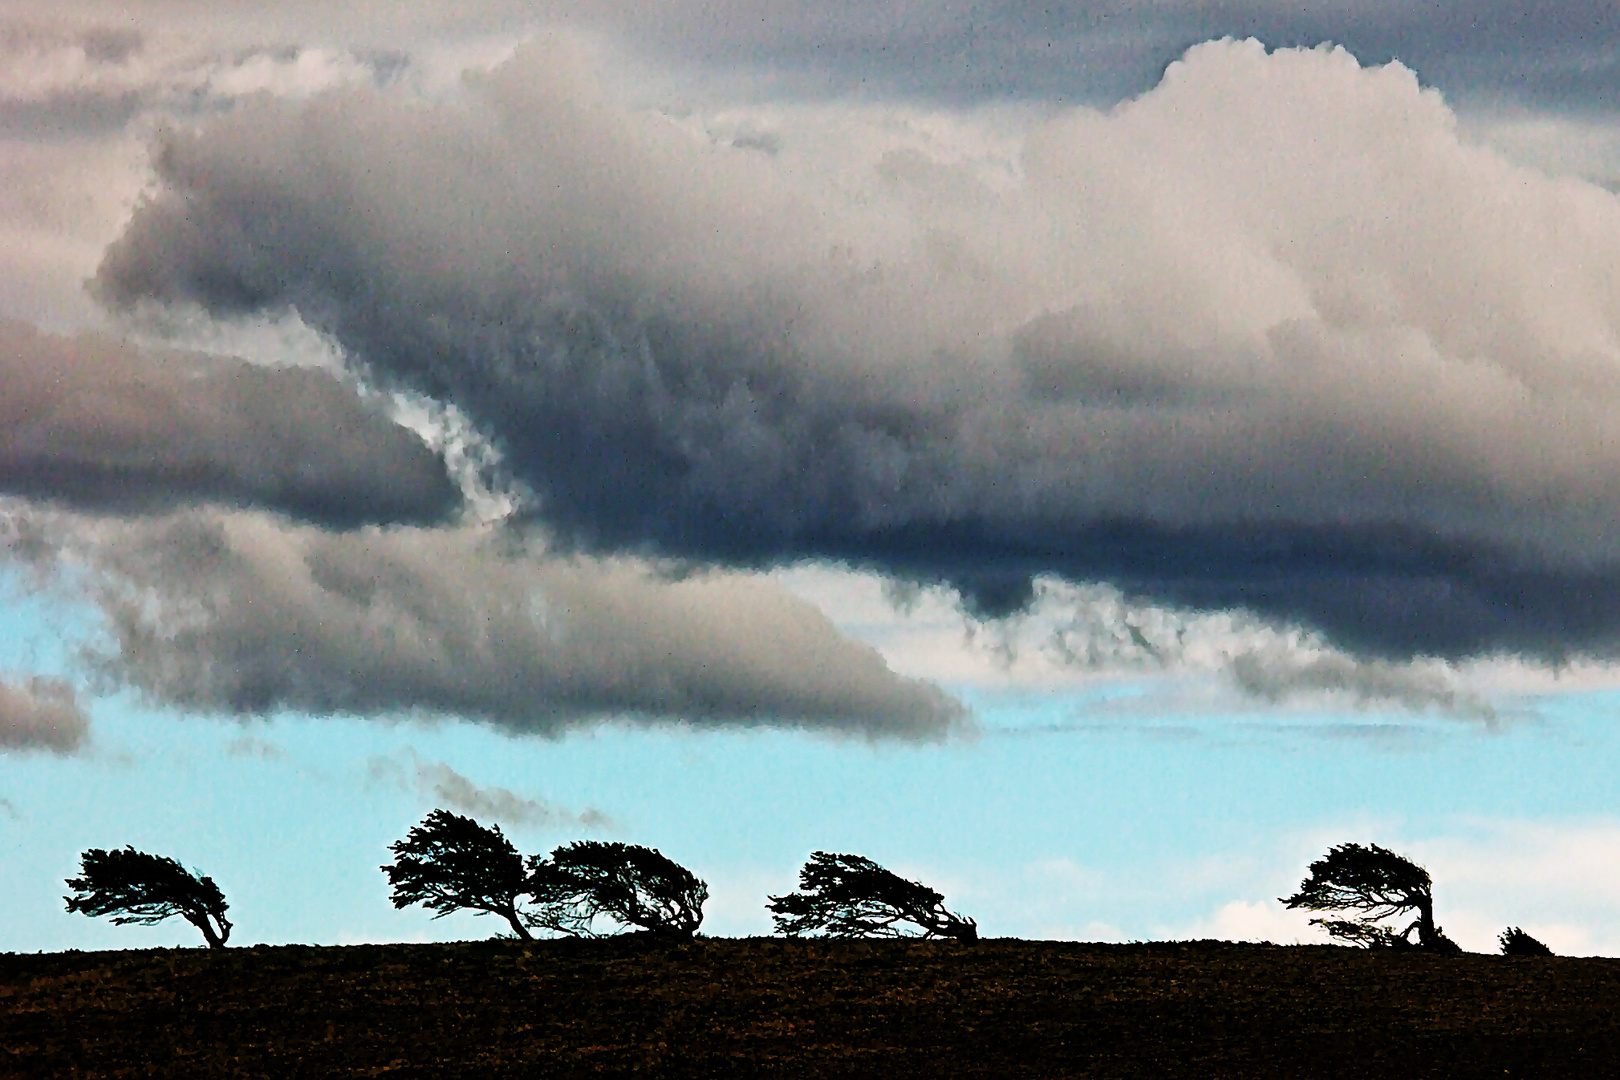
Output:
(368, 749), (611, 831)
(222, 734), (285, 760)
(0, 674), (87, 753)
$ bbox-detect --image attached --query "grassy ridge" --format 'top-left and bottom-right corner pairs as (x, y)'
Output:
(3, 939), (1616, 1077)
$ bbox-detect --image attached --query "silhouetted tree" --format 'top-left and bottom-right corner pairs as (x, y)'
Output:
(64, 847), (232, 948)
(528, 841), (707, 939)
(1499, 926), (1554, 956)
(383, 809), (536, 940)
(766, 852), (978, 941)
(1282, 842), (1460, 952)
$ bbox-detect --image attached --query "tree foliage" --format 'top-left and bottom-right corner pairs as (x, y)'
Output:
(384, 813), (707, 941)
(382, 809), (535, 941)
(1499, 926), (1554, 956)
(1307, 918), (1415, 949)
(64, 847), (232, 949)
(766, 852), (978, 941)
(529, 841), (707, 939)
(1281, 842), (1460, 952)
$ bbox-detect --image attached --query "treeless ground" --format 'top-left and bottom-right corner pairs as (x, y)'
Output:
(2, 938), (1615, 1078)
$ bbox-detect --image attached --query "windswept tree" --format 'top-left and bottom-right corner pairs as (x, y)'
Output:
(64, 847), (233, 949)
(529, 841), (707, 939)
(767, 852), (978, 942)
(383, 809), (537, 940)
(1282, 842), (1460, 952)
(1499, 926), (1554, 956)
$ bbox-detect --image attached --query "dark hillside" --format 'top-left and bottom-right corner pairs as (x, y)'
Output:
(2, 939), (1616, 1078)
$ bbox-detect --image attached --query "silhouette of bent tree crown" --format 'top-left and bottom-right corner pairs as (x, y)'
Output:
(383, 810), (708, 940)
(64, 846), (232, 949)
(529, 841), (708, 939)
(1281, 842), (1460, 953)
(383, 809), (537, 940)
(1499, 926), (1554, 956)
(767, 852), (978, 941)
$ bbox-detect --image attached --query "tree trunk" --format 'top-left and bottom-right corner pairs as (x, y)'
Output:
(1415, 898), (1438, 947)
(188, 913), (225, 949)
(503, 907), (534, 942)
(1413, 898), (1459, 952)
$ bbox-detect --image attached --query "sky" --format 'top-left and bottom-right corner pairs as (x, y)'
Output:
(4, 1), (1620, 955)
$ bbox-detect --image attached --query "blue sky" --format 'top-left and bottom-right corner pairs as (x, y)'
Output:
(5, 1), (1620, 956)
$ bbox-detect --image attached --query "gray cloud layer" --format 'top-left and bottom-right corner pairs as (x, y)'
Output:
(31, 508), (958, 738)
(0, 674), (88, 752)
(94, 38), (1620, 662)
(0, 321), (457, 526)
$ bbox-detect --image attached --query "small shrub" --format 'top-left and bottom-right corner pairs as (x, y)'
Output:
(1499, 927), (1553, 956)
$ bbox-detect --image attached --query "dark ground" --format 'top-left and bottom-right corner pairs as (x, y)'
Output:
(2, 938), (1616, 1078)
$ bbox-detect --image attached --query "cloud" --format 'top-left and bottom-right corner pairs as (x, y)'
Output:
(1173, 899), (1331, 946)
(0, 131), (150, 329)
(21, 507), (959, 737)
(6, 2), (1617, 129)
(0, 21), (147, 137)
(368, 749), (610, 829)
(93, 37), (1620, 664)
(537, 0), (1620, 110)
(1225, 650), (1496, 722)
(0, 320), (457, 526)
(0, 674), (88, 752)
(1406, 820), (1620, 956)
(0, 17), (404, 328)
(0, 19), (392, 139)
(772, 567), (1503, 719)
(1030, 580), (1498, 720)
(222, 734), (284, 759)
(1464, 111), (1620, 192)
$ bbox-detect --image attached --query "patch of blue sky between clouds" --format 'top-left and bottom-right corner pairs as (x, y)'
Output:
(0, 567), (87, 679)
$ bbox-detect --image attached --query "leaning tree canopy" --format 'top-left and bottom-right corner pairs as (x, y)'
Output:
(64, 846), (232, 948)
(767, 851), (977, 941)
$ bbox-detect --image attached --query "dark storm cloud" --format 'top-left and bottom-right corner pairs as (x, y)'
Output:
(0, 675), (88, 752)
(95, 37), (1620, 661)
(0, 321), (457, 526)
(37, 509), (959, 738)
